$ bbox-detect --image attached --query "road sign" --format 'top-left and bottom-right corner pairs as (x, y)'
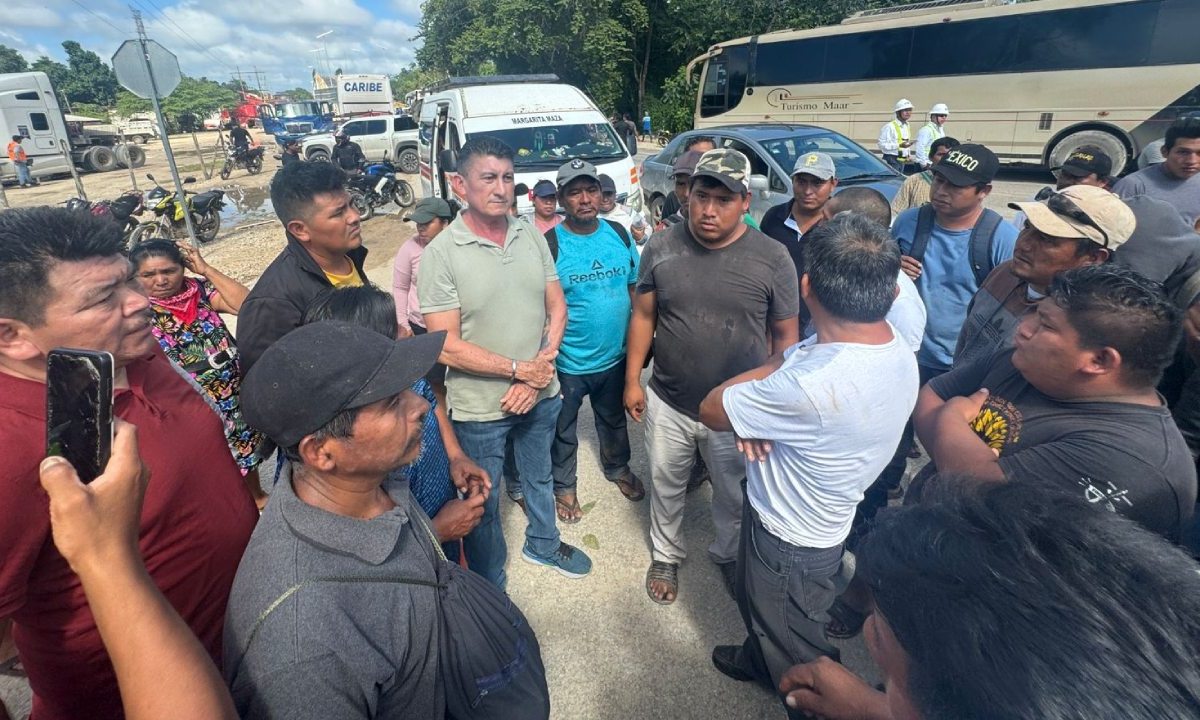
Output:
(112, 39), (181, 99)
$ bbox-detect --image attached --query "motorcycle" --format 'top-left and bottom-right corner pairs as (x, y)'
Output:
(346, 156), (415, 220)
(129, 174), (226, 245)
(219, 144), (265, 180)
(65, 190), (145, 248)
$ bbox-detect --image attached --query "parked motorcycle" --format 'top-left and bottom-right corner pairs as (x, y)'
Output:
(346, 157), (415, 220)
(65, 190), (145, 248)
(129, 174), (226, 245)
(219, 145), (265, 180)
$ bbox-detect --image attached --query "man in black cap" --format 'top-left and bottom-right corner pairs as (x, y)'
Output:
(1010, 145), (1114, 230)
(226, 321), (448, 718)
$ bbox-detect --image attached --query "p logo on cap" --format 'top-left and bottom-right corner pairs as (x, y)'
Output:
(805, 154), (819, 166)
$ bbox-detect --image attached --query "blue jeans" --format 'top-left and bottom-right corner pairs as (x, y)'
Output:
(453, 395), (563, 590)
(15, 161), (31, 185)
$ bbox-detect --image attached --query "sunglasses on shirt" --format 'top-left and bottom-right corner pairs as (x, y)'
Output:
(1046, 191), (1109, 248)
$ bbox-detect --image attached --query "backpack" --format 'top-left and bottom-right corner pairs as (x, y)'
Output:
(545, 218), (635, 271)
(239, 512), (550, 720)
(908, 204), (1004, 287)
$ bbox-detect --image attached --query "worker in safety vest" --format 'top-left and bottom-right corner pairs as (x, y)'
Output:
(7, 134), (34, 188)
(878, 99), (917, 175)
(914, 103), (950, 170)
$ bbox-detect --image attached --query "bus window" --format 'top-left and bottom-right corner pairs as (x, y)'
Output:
(1149, 0), (1200, 65)
(700, 45), (748, 118)
(824, 28), (913, 83)
(911, 17), (1019, 76)
(756, 39), (824, 86)
(1013, 3), (1156, 73)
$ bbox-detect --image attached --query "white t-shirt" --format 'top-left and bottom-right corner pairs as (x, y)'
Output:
(722, 329), (919, 548)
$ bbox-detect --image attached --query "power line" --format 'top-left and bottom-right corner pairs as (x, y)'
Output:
(67, 0), (133, 37)
(129, 0), (238, 78)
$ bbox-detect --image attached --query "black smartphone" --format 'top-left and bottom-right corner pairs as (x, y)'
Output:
(46, 349), (115, 484)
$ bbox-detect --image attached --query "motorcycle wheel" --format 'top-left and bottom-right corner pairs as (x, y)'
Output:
(128, 223), (159, 247)
(349, 190), (374, 221)
(219, 161), (232, 181)
(392, 180), (415, 209)
(248, 155), (263, 175)
(196, 209), (221, 243)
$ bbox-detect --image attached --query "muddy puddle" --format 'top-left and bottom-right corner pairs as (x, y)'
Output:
(219, 184), (276, 227)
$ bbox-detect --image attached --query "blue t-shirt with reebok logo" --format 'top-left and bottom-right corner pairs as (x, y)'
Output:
(892, 207), (1017, 370)
(554, 221), (639, 375)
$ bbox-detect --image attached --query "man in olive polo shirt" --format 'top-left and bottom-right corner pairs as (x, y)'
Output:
(418, 136), (591, 588)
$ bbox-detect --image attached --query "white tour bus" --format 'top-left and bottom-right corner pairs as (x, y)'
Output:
(688, 0), (1200, 172)
(417, 75), (643, 215)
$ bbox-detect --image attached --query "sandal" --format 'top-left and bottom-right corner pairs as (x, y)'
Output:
(555, 493), (582, 524)
(612, 471), (646, 501)
(646, 560), (679, 605)
(826, 598), (868, 639)
(509, 494), (527, 516)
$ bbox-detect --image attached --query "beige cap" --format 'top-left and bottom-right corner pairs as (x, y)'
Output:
(1008, 185), (1136, 249)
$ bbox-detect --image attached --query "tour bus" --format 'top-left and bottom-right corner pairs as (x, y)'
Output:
(688, 0), (1200, 172)
(417, 75), (643, 215)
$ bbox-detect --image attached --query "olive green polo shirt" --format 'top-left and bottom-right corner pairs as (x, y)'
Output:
(418, 214), (560, 422)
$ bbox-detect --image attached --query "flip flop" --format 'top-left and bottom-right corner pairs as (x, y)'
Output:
(646, 561), (679, 605)
(555, 494), (582, 524)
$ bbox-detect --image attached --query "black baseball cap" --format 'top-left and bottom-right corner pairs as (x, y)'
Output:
(598, 173), (616, 194)
(241, 321), (445, 448)
(932, 143), (1000, 187)
(1052, 145), (1113, 179)
(532, 179), (557, 198)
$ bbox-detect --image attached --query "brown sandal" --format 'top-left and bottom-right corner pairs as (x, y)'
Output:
(613, 472), (646, 501)
(646, 560), (679, 605)
(555, 493), (582, 524)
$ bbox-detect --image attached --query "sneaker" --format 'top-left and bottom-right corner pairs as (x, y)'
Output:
(711, 645), (754, 682)
(522, 542), (592, 578)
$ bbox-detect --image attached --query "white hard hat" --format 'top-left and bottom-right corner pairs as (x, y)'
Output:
(894, 98), (914, 112)
(930, 103), (950, 116)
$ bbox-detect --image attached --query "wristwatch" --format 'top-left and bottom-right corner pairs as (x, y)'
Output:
(510, 358), (518, 380)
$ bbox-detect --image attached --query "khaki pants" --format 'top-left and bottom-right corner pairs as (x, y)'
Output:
(644, 386), (745, 565)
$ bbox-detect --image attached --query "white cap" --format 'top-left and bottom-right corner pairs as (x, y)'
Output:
(929, 103), (950, 116)
(894, 98), (914, 112)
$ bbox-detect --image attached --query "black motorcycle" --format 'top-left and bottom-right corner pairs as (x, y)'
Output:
(130, 174), (226, 244)
(65, 190), (145, 248)
(346, 158), (415, 220)
(219, 145), (265, 180)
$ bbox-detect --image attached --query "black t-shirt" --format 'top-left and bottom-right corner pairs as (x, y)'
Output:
(930, 350), (1198, 542)
(636, 221), (800, 419)
(229, 127), (251, 148)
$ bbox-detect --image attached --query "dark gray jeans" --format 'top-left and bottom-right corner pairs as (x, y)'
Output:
(733, 486), (851, 709)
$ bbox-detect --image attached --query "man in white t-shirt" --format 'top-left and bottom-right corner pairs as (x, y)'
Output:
(697, 213), (920, 710)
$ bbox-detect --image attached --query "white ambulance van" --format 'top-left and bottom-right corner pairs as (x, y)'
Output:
(417, 75), (643, 215)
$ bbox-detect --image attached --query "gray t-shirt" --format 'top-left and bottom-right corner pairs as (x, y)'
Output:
(224, 465), (443, 719)
(930, 350), (1197, 543)
(1113, 162), (1200, 229)
(637, 221), (800, 419)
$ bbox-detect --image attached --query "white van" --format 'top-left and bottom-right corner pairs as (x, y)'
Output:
(417, 75), (643, 215)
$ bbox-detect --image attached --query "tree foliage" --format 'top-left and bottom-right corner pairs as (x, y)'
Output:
(60, 41), (119, 106)
(283, 87), (313, 100)
(0, 45), (29, 74)
(417, 0), (909, 133)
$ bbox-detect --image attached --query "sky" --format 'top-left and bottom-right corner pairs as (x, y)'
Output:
(1, 0), (423, 92)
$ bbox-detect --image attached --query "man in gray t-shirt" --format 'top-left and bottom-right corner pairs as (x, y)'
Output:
(625, 149), (800, 604)
(1114, 117), (1200, 230)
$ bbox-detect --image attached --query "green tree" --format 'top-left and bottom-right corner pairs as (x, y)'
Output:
(60, 41), (118, 106)
(390, 63), (448, 100)
(283, 87), (313, 100)
(31, 56), (70, 100)
(0, 45), (29, 74)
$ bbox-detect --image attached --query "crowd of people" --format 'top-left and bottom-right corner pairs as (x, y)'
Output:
(1, 113), (1199, 719)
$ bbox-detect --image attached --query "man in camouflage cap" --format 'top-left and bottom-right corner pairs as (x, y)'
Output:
(626, 147), (801, 604)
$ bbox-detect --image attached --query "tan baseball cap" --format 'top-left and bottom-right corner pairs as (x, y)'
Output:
(1009, 185), (1136, 249)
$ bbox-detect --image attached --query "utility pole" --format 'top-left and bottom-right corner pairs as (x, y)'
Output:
(132, 8), (198, 246)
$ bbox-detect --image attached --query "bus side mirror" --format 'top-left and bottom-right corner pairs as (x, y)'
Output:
(749, 174), (769, 194)
(438, 149), (457, 172)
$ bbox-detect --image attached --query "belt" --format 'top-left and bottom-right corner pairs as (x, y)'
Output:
(182, 348), (235, 375)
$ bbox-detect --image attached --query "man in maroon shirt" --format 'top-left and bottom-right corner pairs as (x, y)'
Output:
(0, 207), (257, 720)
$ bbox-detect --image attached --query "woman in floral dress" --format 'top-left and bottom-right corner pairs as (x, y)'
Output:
(130, 239), (267, 505)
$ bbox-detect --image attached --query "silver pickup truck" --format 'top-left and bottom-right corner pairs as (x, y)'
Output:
(299, 115), (420, 173)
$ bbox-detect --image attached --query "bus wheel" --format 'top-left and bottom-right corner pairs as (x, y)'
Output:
(1049, 130), (1128, 176)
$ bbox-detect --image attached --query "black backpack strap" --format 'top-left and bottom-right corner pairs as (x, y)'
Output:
(544, 226), (558, 261)
(968, 209), (1003, 287)
(603, 219), (636, 270)
(908, 204), (936, 263)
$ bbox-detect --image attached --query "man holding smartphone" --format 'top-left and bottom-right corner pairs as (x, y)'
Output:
(0, 207), (257, 720)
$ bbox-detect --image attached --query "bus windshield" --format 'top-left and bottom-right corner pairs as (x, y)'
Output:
(469, 123), (627, 169)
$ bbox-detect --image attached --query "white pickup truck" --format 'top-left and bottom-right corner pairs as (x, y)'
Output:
(299, 114), (420, 173)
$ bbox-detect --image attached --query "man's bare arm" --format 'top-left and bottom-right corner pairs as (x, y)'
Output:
(424, 308), (555, 388)
(542, 280), (567, 355)
(623, 290), (657, 421)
